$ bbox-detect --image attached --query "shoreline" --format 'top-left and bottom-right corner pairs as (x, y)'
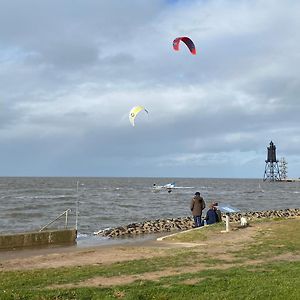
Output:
(0, 230), (167, 262)
(1, 207), (299, 259)
(0, 216), (299, 273)
(95, 207), (300, 238)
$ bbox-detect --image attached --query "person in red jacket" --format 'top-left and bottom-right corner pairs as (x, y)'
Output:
(190, 192), (206, 227)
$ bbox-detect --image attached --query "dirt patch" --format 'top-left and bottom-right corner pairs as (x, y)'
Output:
(50, 268), (184, 288)
(50, 263), (236, 288)
(0, 245), (168, 271)
(181, 278), (203, 285)
(268, 253), (300, 262)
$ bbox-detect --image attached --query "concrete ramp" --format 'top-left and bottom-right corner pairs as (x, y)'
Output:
(0, 229), (77, 250)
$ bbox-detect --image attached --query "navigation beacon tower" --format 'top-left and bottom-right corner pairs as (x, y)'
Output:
(263, 141), (281, 181)
(279, 157), (288, 180)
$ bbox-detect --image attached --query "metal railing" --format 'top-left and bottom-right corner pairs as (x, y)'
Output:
(39, 209), (71, 232)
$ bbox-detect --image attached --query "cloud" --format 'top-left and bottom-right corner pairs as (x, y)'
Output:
(0, 0), (300, 177)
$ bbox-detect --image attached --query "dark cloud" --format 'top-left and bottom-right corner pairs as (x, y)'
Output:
(0, 0), (299, 178)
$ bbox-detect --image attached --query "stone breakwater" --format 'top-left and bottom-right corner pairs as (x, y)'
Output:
(95, 208), (300, 238)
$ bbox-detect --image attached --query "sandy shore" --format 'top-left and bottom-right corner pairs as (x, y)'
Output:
(0, 223), (258, 271)
(0, 232), (174, 271)
(1, 218), (299, 274)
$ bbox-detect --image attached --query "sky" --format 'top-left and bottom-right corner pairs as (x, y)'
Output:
(0, 0), (299, 178)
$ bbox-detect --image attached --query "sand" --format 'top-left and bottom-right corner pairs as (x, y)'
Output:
(0, 221), (274, 270)
(1, 219), (299, 288)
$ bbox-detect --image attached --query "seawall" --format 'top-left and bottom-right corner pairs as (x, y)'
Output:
(95, 208), (300, 238)
(0, 229), (77, 250)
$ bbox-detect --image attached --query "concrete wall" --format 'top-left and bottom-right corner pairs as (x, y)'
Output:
(0, 229), (77, 250)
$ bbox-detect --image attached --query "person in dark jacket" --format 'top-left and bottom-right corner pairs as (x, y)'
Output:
(204, 203), (218, 225)
(213, 202), (222, 222)
(190, 192), (206, 227)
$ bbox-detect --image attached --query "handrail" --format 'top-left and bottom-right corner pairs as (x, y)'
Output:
(39, 209), (71, 232)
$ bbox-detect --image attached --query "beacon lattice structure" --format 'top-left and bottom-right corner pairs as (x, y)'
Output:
(263, 141), (281, 181)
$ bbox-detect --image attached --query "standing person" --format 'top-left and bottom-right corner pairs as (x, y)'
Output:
(190, 192), (206, 227)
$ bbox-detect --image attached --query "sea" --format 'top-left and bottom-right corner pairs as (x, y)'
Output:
(0, 177), (299, 247)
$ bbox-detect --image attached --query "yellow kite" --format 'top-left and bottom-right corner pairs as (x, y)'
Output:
(129, 106), (148, 127)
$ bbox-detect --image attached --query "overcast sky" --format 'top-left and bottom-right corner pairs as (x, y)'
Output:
(0, 0), (299, 178)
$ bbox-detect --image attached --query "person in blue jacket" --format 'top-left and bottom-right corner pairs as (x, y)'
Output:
(204, 203), (218, 225)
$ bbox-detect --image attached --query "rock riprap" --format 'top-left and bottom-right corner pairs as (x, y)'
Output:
(94, 208), (300, 238)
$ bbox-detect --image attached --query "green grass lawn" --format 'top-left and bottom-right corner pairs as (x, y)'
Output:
(0, 218), (299, 299)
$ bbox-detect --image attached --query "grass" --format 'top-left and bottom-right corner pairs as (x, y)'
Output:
(232, 218), (300, 259)
(0, 218), (299, 299)
(163, 222), (224, 243)
(0, 249), (225, 291)
(1, 261), (299, 299)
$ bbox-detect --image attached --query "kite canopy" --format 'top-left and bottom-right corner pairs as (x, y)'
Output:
(129, 106), (148, 127)
(173, 37), (196, 55)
